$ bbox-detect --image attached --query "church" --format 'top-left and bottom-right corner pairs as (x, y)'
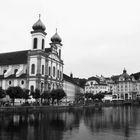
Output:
(0, 16), (63, 93)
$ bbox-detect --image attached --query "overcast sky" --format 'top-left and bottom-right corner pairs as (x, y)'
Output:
(0, 0), (140, 78)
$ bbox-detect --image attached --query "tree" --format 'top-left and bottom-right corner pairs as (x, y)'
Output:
(31, 88), (41, 102)
(6, 86), (23, 105)
(22, 89), (30, 102)
(84, 93), (94, 104)
(41, 91), (51, 105)
(0, 87), (6, 99)
(74, 93), (84, 104)
(85, 93), (93, 100)
(50, 89), (66, 105)
(94, 93), (104, 101)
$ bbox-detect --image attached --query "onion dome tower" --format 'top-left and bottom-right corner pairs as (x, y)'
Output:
(51, 28), (62, 43)
(31, 14), (47, 50)
(50, 29), (62, 58)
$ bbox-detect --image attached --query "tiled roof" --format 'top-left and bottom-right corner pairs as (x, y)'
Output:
(0, 50), (29, 66)
(63, 74), (80, 86)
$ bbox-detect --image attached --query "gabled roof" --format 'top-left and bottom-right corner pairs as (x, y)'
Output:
(0, 50), (29, 66)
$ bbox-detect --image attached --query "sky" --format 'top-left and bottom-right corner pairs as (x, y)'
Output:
(0, 0), (140, 78)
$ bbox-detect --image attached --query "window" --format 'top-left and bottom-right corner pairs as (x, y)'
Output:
(21, 80), (24, 85)
(33, 38), (37, 49)
(57, 70), (59, 78)
(41, 83), (44, 92)
(31, 64), (35, 74)
(59, 49), (61, 57)
(30, 85), (34, 92)
(42, 65), (44, 75)
(9, 81), (12, 85)
(42, 39), (44, 50)
(60, 71), (61, 80)
(53, 67), (55, 77)
(49, 67), (51, 76)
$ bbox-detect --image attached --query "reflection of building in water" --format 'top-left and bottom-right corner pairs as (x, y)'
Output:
(84, 107), (139, 138)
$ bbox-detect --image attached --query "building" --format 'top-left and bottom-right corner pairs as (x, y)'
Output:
(0, 16), (63, 92)
(63, 74), (84, 102)
(112, 69), (137, 101)
(85, 76), (109, 94)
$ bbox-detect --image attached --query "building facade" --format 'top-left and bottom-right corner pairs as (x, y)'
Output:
(0, 16), (63, 92)
(112, 69), (137, 101)
(85, 76), (109, 94)
(63, 74), (84, 102)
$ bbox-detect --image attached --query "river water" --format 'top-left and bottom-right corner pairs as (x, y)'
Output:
(0, 106), (140, 140)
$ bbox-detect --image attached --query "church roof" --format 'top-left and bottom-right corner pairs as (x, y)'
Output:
(32, 16), (46, 31)
(51, 30), (62, 43)
(0, 50), (28, 66)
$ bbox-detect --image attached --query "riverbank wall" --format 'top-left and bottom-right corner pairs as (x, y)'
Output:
(0, 101), (140, 114)
(0, 104), (97, 114)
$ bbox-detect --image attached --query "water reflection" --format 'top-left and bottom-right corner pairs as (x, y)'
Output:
(0, 106), (140, 140)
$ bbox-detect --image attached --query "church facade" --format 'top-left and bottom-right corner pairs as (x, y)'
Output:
(0, 16), (63, 93)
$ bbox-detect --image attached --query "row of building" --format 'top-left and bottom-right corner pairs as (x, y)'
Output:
(85, 69), (140, 101)
(1, 16), (140, 103)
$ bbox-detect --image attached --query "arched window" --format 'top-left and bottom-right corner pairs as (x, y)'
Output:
(42, 39), (44, 50)
(30, 85), (34, 92)
(31, 64), (35, 74)
(41, 82), (44, 92)
(42, 65), (44, 75)
(33, 38), (37, 49)
(21, 80), (24, 85)
(59, 49), (61, 57)
(49, 67), (51, 76)
(57, 70), (59, 78)
(9, 81), (12, 85)
(53, 67), (55, 77)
